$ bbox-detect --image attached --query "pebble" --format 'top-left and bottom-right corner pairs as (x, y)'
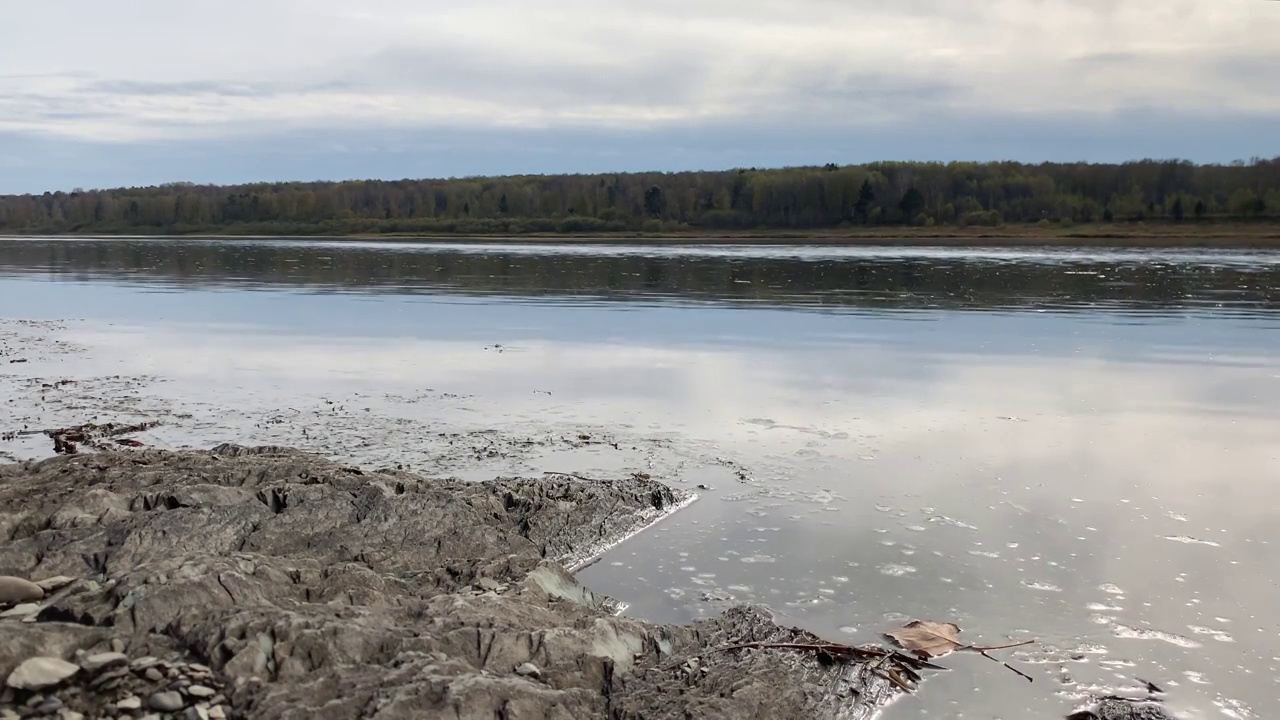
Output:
(0, 603), (41, 620)
(184, 706), (210, 720)
(0, 576), (44, 604)
(81, 652), (129, 673)
(116, 696), (143, 711)
(5, 657), (80, 690)
(130, 657), (160, 671)
(186, 684), (216, 698)
(33, 696), (62, 714)
(144, 667), (165, 682)
(476, 577), (501, 592)
(187, 663), (211, 675)
(149, 690), (187, 712)
(208, 706), (227, 720)
(110, 639), (125, 653)
(34, 576), (76, 593)
(62, 712), (86, 720)
(515, 662), (542, 679)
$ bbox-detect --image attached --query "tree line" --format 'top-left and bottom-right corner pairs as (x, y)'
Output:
(2, 158), (1279, 235)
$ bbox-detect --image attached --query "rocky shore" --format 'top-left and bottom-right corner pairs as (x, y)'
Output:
(1, 444), (905, 720)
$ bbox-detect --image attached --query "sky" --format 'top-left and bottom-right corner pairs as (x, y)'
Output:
(1, 0), (1278, 194)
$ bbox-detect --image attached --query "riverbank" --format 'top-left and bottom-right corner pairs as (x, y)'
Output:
(5, 221), (1280, 247)
(0, 444), (905, 720)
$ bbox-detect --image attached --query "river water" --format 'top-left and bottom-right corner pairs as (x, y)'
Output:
(2, 237), (1278, 719)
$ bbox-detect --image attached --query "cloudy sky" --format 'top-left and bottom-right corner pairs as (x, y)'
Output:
(1, 0), (1278, 193)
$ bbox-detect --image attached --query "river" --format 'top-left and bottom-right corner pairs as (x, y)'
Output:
(2, 237), (1278, 719)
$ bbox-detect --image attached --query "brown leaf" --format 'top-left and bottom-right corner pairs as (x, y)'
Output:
(884, 620), (964, 659)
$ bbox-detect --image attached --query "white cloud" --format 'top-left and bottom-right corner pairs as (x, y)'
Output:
(0, 0), (1277, 143)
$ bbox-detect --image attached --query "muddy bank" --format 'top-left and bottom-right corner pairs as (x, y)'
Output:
(0, 445), (910, 720)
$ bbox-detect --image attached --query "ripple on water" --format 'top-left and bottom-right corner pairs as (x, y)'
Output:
(1163, 535), (1221, 547)
(1188, 625), (1235, 642)
(878, 563), (917, 577)
(740, 555), (776, 564)
(1020, 579), (1063, 592)
(1111, 623), (1201, 648)
(1099, 583), (1126, 595)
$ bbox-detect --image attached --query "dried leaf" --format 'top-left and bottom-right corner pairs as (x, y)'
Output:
(884, 620), (963, 659)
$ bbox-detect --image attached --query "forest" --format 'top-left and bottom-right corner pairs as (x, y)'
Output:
(2, 158), (1279, 236)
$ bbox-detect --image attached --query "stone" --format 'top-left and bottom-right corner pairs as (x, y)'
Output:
(0, 446), (915, 720)
(60, 712), (85, 720)
(185, 684), (216, 699)
(0, 711), (17, 720)
(515, 662), (542, 678)
(109, 639), (125, 653)
(0, 577), (43, 605)
(0, 603), (40, 620)
(184, 706), (210, 720)
(33, 697), (62, 714)
(149, 690), (186, 712)
(5, 657), (79, 691)
(186, 664), (211, 675)
(33, 577), (76, 593)
(129, 657), (160, 671)
(116, 696), (143, 711)
(144, 667), (164, 682)
(81, 652), (128, 673)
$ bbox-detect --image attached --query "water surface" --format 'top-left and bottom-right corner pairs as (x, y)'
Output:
(2, 237), (1278, 720)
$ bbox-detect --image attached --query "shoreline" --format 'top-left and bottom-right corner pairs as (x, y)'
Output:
(5, 224), (1280, 248)
(0, 444), (905, 720)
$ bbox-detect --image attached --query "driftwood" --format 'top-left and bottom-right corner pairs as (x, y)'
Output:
(2, 421), (161, 454)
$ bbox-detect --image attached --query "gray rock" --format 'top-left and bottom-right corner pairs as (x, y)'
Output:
(149, 690), (187, 712)
(116, 696), (143, 711)
(33, 576), (76, 593)
(186, 684), (216, 698)
(5, 657), (79, 690)
(514, 662), (541, 678)
(0, 603), (40, 620)
(81, 651), (128, 673)
(33, 696), (62, 714)
(0, 576), (43, 605)
(109, 639), (125, 653)
(0, 445), (909, 720)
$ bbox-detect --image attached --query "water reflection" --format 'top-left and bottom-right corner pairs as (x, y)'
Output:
(2, 238), (1279, 719)
(2, 238), (1280, 319)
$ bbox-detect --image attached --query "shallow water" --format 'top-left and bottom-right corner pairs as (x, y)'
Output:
(2, 237), (1279, 719)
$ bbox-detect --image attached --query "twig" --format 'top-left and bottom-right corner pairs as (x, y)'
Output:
(965, 640), (1035, 652)
(977, 649), (1034, 683)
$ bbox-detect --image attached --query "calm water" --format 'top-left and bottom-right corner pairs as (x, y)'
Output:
(2, 237), (1279, 720)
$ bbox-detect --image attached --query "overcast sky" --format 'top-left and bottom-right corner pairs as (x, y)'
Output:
(1, 0), (1278, 193)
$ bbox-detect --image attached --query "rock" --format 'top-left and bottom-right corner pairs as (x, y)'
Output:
(129, 657), (160, 671)
(0, 445), (911, 720)
(116, 696), (143, 710)
(0, 603), (40, 620)
(33, 576), (76, 593)
(33, 696), (62, 714)
(184, 706), (210, 720)
(0, 577), (43, 605)
(186, 684), (216, 698)
(149, 690), (187, 712)
(81, 652), (128, 673)
(5, 657), (79, 690)
(61, 712), (85, 720)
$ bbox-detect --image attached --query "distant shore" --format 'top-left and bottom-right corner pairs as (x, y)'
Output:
(6, 222), (1280, 247)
